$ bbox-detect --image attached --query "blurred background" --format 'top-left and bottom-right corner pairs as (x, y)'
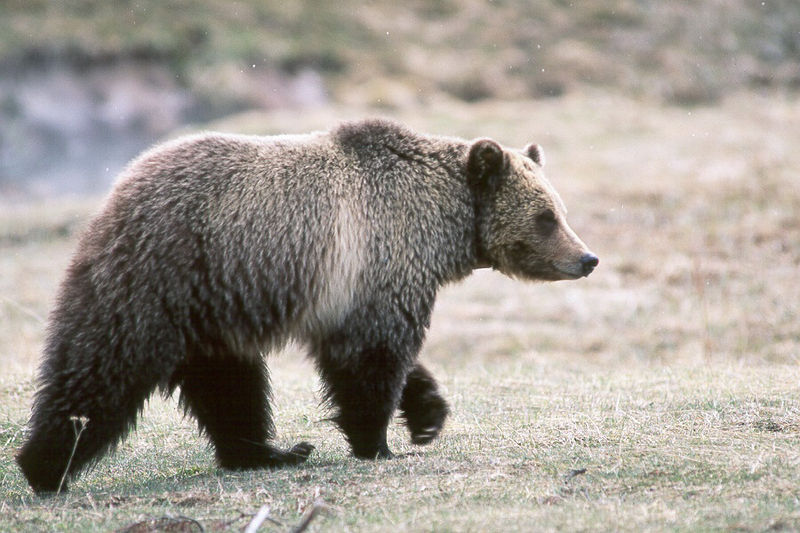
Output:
(1, 0), (798, 198)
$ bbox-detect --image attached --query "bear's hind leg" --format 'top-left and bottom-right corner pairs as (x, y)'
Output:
(175, 350), (313, 469)
(400, 363), (449, 445)
(17, 342), (168, 494)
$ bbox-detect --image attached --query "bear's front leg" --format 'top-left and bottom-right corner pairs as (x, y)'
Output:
(313, 325), (418, 459)
(400, 363), (450, 445)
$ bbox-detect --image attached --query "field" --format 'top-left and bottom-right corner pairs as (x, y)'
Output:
(1, 92), (799, 531)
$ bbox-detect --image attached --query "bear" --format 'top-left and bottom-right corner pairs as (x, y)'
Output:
(16, 118), (598, 493)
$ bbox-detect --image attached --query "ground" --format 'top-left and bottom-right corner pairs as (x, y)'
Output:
(1, 92), (799, 531)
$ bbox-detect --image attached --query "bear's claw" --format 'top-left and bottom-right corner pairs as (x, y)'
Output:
(410, 426), (440, 445)
(287, 441), (315, 463)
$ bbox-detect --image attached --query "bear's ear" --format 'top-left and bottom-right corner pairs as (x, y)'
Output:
(467, 138), (506, 193)
(524, 143), (546, 167)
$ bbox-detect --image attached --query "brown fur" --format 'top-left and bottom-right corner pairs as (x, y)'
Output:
(17, 118), (596, 493)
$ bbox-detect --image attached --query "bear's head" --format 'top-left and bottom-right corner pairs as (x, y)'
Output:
(468, 138), (598, 281)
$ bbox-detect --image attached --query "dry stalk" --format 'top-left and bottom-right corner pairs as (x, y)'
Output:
(691, 256), (712, 361)
(292, 499), (329, 533)
(55, 415), (89, 496)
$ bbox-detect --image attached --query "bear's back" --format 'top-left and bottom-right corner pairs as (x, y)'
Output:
(77, 121), (475, 348)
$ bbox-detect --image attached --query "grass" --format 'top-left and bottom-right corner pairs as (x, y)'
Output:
(2, 361), (798, 531)
(1, 91), (799, 530)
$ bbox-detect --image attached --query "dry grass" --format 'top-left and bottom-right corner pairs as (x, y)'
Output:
(1, 92), (799, 530)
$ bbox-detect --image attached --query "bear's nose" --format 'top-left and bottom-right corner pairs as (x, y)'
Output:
(580, 253), (599, 276)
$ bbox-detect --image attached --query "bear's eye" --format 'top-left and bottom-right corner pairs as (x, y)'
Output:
(536, 209), (557, 236)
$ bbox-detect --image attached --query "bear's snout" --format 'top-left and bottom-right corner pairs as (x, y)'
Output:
(580, 253), (599, 277)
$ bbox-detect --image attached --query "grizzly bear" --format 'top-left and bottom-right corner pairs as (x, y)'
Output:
(17, 118), (597, 493)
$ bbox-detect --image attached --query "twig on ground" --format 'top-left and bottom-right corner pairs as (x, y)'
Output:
(292, 499), (329, 533)
(244, 505), (273, 533)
